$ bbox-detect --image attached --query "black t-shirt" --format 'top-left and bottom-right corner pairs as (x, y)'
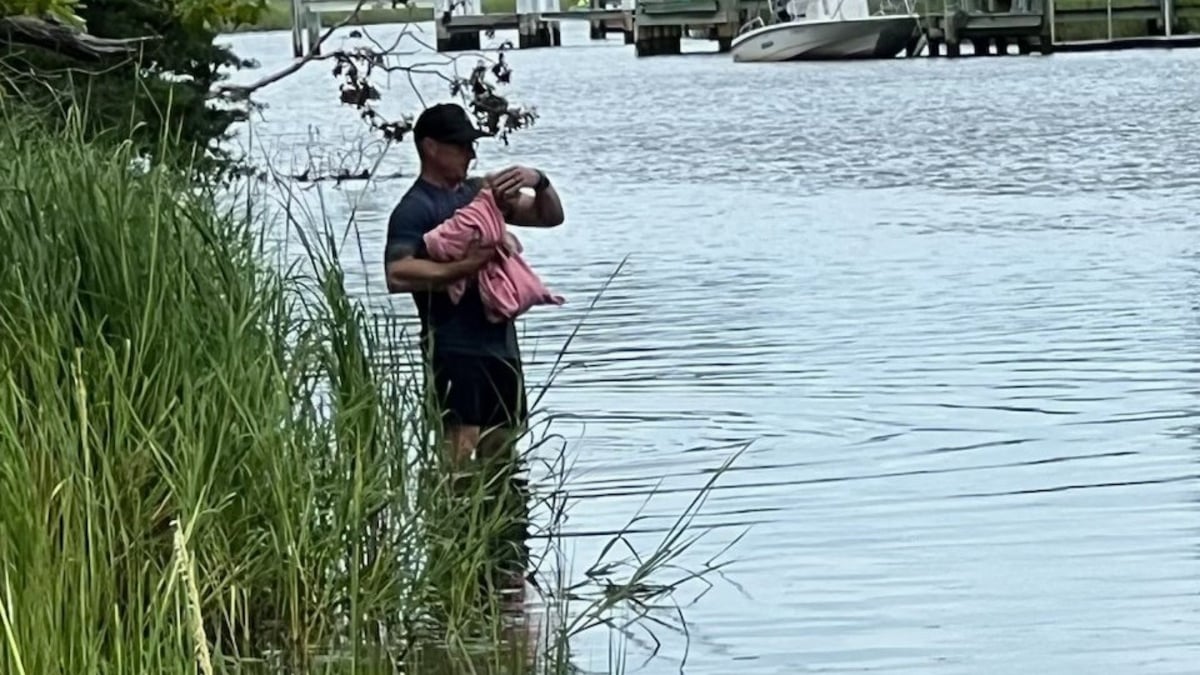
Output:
(384, 176), (519, 359)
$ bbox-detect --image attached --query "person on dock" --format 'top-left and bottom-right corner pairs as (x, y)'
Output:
(383, 101), (565, 468)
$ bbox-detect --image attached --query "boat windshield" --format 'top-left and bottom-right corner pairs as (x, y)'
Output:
(805, 0), (870, 19)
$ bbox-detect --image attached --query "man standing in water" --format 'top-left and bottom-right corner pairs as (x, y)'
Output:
(384, 102), (565, 467)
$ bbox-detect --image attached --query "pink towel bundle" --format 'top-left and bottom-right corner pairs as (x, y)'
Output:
(423, 189), (565, 322)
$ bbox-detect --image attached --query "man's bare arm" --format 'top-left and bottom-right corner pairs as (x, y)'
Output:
(487, 167), (564, 228)
(386, 243), (497, 293)
(503, 183), (564, 228)
(387, 256), (458, 293)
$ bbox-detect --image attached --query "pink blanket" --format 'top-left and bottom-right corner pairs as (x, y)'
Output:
(423, 189), (565, 323)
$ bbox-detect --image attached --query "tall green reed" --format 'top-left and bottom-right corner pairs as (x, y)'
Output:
(0, 106), (743, 675)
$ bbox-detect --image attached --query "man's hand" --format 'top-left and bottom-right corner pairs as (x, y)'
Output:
(458, 237), (499, 274)
(487, 165), (543, 199)
(482, 165), (563, 228)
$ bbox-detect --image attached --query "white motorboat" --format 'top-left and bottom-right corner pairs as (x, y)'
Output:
(731, 0), (921, 62)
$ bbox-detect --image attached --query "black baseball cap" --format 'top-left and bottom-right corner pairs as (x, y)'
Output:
(413, 103), (491, 146)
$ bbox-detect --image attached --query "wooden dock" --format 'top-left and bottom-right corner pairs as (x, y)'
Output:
(915, 0), (1197, 56)
(290, 0), (1197, 57)
(918, 0), (1050, 56)
(292, 0), (768, 55)
(631, 0), (767, 54)
(290, 0), (638, 54)
(429, 0), (636, 51)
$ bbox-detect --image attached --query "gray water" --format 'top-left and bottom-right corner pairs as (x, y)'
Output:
(222, 24), (1200, 673)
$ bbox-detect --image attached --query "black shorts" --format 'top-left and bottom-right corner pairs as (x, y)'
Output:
(430, 352), (528, 430)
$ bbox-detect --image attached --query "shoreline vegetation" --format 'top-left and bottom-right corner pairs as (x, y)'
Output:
(1, 3), (746, 671)
(0, 103), (740, 673)
(226, 0), (1200, 42)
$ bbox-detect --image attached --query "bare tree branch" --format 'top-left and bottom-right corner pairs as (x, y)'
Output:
(0, 15), (156, 61)
(328, 24), (537, 145)
(232, 19), (537, 184)
(212, 0), (376, 102)
(210, 2), (535, 144)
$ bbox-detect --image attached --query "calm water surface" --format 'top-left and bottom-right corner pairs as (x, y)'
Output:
(222, 25), (1200, 673)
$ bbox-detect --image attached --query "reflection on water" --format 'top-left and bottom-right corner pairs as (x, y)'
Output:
(222, 22), (1200, 673)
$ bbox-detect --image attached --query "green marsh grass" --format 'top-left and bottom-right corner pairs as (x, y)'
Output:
(0, 107), (743, 674)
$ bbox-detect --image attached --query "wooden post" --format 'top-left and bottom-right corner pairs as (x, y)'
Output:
(1047, 0), (1056, 45)
(435, 0), (453, 51)
(436, 18), (482, 50)
(620, 0), (635, 42)
(634, 24), (650, 55)
(305, 9), (322, 55)
(517, 0), (560, 48)
(634, 24), (682, 56)
(518, 14), (544, 48)
(634, 24), (655, 56)
(436, 15), (450, 50)
(715, 21), (736, 52)
(945, 19), (961, 56)
(943, 0), (962, 57)
(439, 29), (482, 51)
(666, 24), (682, 53)
(290, 0), (304, 56)
(589, 0), (604, 37)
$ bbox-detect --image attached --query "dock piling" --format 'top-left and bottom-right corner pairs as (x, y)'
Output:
(714, 21), (736, 52)
(290, 0), (749, 56)
(436, 24), (482, 51)
(289, 0), (327, 56)
(290, 0), (304, 56)
(305, 9), (322, 55)
(921, 0), (1052, 57)
(634, 24), (682, 55)
(633, 0), (751, 57)
(517, 11), (561, 48)
(584, 0), (637, 40)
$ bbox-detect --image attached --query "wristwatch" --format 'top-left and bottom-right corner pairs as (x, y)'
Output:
(534, 170), (551, 192)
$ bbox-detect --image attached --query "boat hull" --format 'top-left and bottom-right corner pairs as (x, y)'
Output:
(731, 16), (919, 62)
